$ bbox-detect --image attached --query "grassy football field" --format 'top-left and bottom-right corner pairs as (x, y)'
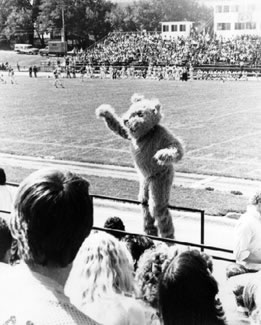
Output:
(1, 75), (261, 180)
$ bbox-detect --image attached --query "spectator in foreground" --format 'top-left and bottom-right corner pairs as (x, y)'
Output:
(228, 190), (261, 276)
(158, 249), (227, 325)
(243, 274), (261, 323)
(65, 231), (146, 325)
(0, 168), (99, 325)
(103, 216), (126, 240)
(122, 234), (155, 271)
(241, 269), (261, 324)
(135, 243), (177, 325)
(0, 167), (13, 213)
(0, 217), (12, 264)
(226, 190), (261, 312)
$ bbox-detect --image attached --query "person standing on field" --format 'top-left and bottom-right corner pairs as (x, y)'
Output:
(33, 65), (38, 78)
(9, 67), (16, 84)
(53, 66), (64, 88)
(29, 66), (33, 78)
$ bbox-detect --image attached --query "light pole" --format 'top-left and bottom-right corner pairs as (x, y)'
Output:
(61, 4), (65, 42)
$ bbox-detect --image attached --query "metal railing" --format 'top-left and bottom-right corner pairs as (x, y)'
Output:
(4, 183), (234, 262)
(93, 194), (205, 250)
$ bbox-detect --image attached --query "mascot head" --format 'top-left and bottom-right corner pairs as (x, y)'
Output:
(122, 94), (163, 139)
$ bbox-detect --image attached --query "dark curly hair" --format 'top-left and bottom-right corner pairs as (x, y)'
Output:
(121, 234), (155, 270)
(11, 168), (93, 267)
(103, 216), (126, 240)
(135, 243), (176, 309)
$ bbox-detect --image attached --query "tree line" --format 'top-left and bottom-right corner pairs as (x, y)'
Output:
(0, 0), (211, 49)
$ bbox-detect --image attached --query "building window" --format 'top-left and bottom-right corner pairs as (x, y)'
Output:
(163, 25), (169, 32)
(248, 4), (256, 11)
(180, 24), (186, 32)
(223, 5), (229, 12)
(235, 23), (245, 30)
(217, 23), (231, 30)
(231, 5), (239, 12)
(171, 25), (177, 32)
(246, 22), (256, 30)
(216, 5), (222, 13)
(235, 22), (256, 30)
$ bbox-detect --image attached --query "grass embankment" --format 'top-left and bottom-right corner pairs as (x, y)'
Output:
(5, 165), (247, 217)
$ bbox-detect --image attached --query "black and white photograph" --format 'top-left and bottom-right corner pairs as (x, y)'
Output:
(0, 0), (261, 324)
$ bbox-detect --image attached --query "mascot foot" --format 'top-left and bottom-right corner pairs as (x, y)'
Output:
(144, 224), (158, 237)
(156, 211), (175, 240)
(142, 203), (158, 237)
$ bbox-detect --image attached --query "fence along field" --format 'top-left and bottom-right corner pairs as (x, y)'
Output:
(0, 76), (261, 181)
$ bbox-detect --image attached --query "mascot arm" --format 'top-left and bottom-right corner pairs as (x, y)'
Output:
(154, 137), (184, 165)
(96, 104), (130, 140)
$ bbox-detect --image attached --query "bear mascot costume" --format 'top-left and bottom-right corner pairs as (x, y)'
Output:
(96, 94), (184, 239)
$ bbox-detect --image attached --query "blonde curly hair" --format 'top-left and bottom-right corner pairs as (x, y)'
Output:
(66, 231), (136, 307)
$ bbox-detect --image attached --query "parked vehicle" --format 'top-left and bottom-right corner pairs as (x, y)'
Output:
(39, 42), (68, 56)
(39, 46), (49, 56)
(14, 44), (32, 52)
(14, 44), (39, 55)
(21, 47), (39, 55)
(48, 41), (67, 56)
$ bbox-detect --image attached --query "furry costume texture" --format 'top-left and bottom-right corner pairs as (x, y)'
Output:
(96, 94), (184, 239)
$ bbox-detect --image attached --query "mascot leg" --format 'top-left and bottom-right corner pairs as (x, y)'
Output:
(139, 175), (158, 236)
(149, 168), (174, 239)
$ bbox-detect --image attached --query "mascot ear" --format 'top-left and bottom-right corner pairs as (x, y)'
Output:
(153, 99), (162, 114)
(131, 93), (145, 104)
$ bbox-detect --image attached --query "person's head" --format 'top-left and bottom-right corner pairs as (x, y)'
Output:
(66, 231), (135, 306)
(249, 190), (261, 214)
(121, 234), (155, 270)
(0, 217), (12, 263)
(243, 279), (258, 316)
(10, 168), (93, 268)
(103, 216), (126, 240)
(0, 168), (6, 185)
(158, 250), (224, 325)
(135, 243), (177, 309)
(243, 274), (261, 324)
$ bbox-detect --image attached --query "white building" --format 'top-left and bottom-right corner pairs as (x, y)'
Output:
(161, 21), (193, 39)
(213, 0), (261, 38)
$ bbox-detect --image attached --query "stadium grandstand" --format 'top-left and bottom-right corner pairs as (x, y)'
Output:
(81, 31), (261, 67)
(38, 29), (261, 81)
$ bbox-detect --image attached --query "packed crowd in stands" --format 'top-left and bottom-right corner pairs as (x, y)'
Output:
(36, 31), (261, 83)
(71, 32), (261, 68)
(1, 166), (261, 324)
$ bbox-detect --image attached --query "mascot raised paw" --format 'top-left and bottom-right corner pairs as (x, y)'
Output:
(96, 94), (184, 239)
